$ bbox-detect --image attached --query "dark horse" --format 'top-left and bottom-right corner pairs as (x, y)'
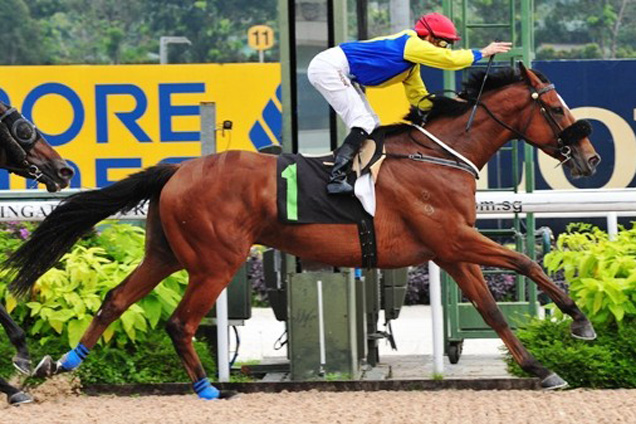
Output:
(4, 63), (600, 398)
(0, 102), (74, 404)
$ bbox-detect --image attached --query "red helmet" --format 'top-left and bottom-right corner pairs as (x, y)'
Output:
(414, 13), (461, 41)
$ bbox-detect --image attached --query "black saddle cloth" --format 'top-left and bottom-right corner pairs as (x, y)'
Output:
(276, 152), (369, 224)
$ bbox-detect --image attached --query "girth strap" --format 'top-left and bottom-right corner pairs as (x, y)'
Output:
(357, 214), (377, 269)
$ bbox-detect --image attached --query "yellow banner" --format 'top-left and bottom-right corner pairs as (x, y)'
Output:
(0, 64), (282, 189)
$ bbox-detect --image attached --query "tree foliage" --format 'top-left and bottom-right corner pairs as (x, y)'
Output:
(0, 0), (277, 65)
(0, 0), (635, 64)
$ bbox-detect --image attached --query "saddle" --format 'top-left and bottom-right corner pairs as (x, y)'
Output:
(275, 133), (386, 268)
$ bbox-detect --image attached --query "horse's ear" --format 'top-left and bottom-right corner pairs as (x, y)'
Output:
(517, 61), (532, 85)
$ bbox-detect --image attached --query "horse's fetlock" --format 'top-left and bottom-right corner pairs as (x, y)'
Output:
(520, 357), (550, 379)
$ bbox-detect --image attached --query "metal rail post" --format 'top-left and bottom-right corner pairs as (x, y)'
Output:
(200, 102), (230, 383)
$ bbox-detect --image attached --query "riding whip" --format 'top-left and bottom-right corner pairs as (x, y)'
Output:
(465, 52), (496, 132)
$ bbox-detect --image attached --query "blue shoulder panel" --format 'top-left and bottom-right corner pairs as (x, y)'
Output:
(340, 33), (414, 86)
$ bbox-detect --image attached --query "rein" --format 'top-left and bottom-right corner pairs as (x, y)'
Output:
(388, 80), (591, 177)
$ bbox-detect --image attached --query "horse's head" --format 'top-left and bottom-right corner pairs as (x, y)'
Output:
(517, 62), (600, 178)
(0, 102), (74, 191)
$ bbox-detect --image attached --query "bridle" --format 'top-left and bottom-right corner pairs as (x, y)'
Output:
(400, 77), (593, 175)
(0, 103), (44, 180)
(468, 82), (592, 166)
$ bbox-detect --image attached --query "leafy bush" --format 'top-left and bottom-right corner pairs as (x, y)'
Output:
(543, 223), (636, 325)
(0, 221), (222, 385)
(0, 223), (189, 349)
(505, 317), (636, 388)
(2, 225), (188, 349)
(0, 329), (215, 385)
(506, 223), (636, 388)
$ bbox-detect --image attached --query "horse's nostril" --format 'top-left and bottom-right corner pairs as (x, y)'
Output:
(59, 166), (74, 179)
(588, 155), (601, 167)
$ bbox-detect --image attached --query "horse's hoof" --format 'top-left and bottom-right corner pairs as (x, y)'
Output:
(541, 373), (569, 390)
(12, 355), (32, 375)
(8, 391), (33, 406)
(32, 355), (56, 378)
(218, 390), (240, 400)
(571, 319), (597, 340)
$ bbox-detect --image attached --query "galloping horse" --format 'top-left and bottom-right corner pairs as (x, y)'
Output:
(5, 63), (600, 398)
(0, 102), (73, 404)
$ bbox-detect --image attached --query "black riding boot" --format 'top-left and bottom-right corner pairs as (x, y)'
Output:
(327, 127), (368, 195)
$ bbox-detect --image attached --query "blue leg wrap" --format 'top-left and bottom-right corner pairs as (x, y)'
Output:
(193, 377), (220, 400)
(59, 343), (90, 371)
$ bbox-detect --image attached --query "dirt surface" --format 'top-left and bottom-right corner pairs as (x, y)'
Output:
(2, 387), (635, 424)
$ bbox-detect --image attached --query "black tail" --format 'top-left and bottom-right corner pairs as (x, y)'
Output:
(4, 164), (178, 298)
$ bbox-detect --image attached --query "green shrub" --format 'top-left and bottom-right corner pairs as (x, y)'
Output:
(0, 329), (216, 385)
(506, 223), (636, 388)
(505, 317), (636, 388)
(0, 223), (189, 349)
(543, 223), (636, 326)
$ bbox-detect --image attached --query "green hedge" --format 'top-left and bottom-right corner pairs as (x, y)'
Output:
(0, 221), (220, 385)
(0, 330), (216, 385)
(505, 317), (636, 388)
(506, 223), (636, 388)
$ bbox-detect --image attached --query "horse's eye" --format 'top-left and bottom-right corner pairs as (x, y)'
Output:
(552, 106), (564, 115)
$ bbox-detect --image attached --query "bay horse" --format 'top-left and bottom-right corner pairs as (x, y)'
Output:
(5, 62), (600, 397)
(0, 102), (74, 404)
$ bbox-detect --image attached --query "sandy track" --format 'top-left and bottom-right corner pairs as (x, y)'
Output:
(2, 389), (635, 424)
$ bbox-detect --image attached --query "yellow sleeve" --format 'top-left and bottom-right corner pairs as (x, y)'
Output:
(402, 64), (433, 110)
(404, 35), (475, 70)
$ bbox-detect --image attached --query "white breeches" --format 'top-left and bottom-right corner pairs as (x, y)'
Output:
(307, 46), (380, 134)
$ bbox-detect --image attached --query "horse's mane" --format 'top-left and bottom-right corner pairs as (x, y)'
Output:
(376, 67), (550, 138)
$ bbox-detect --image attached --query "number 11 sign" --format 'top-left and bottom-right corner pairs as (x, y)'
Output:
(248, 25), (275, 62)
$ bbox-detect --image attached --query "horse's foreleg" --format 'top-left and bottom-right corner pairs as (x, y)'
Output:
(437, 260), (567, 389)
(443, 227), (595, 340)
(0, 304), (30, 374)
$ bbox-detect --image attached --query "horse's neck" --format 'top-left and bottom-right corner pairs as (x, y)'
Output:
(423, 88), (528, 170)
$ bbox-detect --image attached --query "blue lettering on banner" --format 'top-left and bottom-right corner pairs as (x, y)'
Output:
(0, 89), (10, 105)
(96, 158), (142, 187)
(95, 85), (151, 143)
(22, 83), (84, 146)
(159, 83), (205, 142)
(249, 85), (282, 151)
(0, 170), (9, 189)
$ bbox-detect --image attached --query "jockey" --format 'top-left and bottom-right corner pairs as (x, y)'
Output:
(308, 12), (512, 195)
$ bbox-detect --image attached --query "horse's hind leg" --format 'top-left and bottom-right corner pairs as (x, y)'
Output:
(34, 202), (182, 377)
(165, 247), (250, 400)
(0, 304), (30, 374)
(445, 226), (595, 340)
(438, 260), (567, 390)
